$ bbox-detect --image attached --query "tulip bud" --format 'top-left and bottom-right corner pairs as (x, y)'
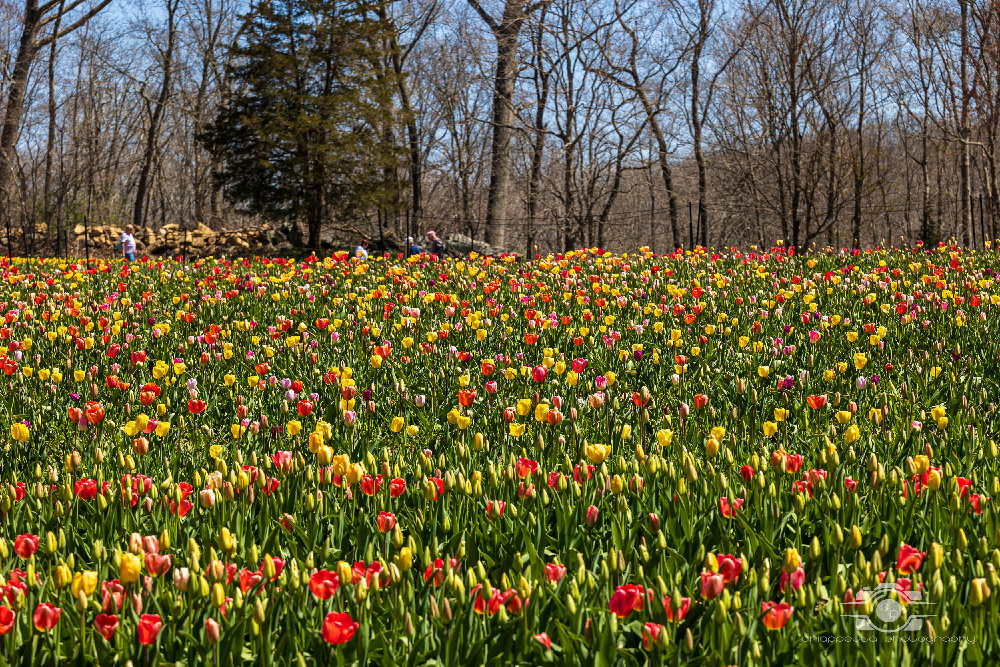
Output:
(850, 526), (862, 550)
(206, 618), (220, 644)
(253, 599), (266, 624)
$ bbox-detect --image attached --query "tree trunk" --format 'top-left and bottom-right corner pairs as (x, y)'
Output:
(133, 0), (179, 232)
(526, 14), (549, 262)
(959, 0), (973, 246)
(483, 19), (522, 249)
(0, 2), (42, 256)
(44, 2), (64, 250)
(691, 1), (708, 248)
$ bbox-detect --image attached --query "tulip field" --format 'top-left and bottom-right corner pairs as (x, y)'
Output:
(3, 244), (1000, 665)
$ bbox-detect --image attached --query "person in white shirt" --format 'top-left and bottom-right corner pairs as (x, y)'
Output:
(354, 238), (369, 260)
(120, 225), (137, 262)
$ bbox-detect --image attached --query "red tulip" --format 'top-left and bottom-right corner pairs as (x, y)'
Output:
(608, 584), (647, 618)
(701, 572), (725, 599)
(740, 465), (755, 484)
(585, 505), (599, 526)
(137, 614), (162, 645)
(486, 499), (506, 520)
(309, 570), (339, 600)
(187, 399), (207, 414)
(572, 357), (587, 373)
(531, 365), (547, 383)
(101, 580), (125, 612)
(14, 534), (39, 559)
(458, 389), (477, 406)
(376, 511), (396, 532)
(75, 478), (98, 500)
(642, 622), (663, 651)
(717, 554), (743, 582)
(719, 497), (744, 518)
(94, 614), (119, 641)
(84, 401), (105, 424)
(321, 612), (358, 645)
(692, 394), (709, 409)
(516, 457), (539, 479)
(806, 394), (827, 410)
(896, 544), (925, 574)
(33, 603), (61, 631)
(239, 569), (263, 594)
(762, 601), (793, 629)
(205, 618), (220, 644)
(663, 596), (691, 622)
(424, 558), (459, 586)
(144, 553), (172, 577)
(780, 567), (805, 593)
(361, 474), (383, 496)
(0, 606), (14, 636)
(297, 400), (314, 417)
(389, 477), (406, 497)
(534, 632), (552, 650)
(270, 451), (293, 474)
(544, 563), (567, 584)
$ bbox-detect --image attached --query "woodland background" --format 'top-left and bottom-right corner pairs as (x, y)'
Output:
(1, 0), (999, 257)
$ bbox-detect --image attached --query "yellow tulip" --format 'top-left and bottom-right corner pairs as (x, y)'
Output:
(586, 443), (609, 464)
(72, 571), (98, 597)
(120, 553), (142, 583)
(10, 423), (29, 442)
(331, 454), (350, 476)
(853, 353), (867, 370)
(346, 463), (364, 485)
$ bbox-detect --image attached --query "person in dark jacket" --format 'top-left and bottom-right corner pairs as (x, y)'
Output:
(426, 230), (446, 256)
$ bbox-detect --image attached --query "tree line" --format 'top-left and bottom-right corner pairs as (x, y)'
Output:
(1, 0), (998, 255)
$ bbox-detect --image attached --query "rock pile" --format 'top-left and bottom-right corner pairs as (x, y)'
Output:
(444, 233), (507, 257)
(72, 222), (295, 256)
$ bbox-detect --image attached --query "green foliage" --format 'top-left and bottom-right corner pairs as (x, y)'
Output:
(201, 0), (405, 247)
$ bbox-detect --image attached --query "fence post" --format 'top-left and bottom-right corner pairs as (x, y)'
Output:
(980, 193), (986, 248)
(688, 202), (693, 251)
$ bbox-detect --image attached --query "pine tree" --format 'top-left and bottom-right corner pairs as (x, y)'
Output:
(202, 0), (404, 248)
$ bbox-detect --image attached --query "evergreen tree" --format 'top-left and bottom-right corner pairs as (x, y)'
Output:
(202, 0), (404, 247)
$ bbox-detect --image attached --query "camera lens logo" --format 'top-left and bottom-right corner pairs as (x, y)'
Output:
(843, 583), (933, 633)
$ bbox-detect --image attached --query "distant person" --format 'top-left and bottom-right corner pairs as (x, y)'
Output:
(426, 230), (446, 256)
(119, 225), (136, 262)
(407, 236), (421, 256)
(354, 238), (369, 260)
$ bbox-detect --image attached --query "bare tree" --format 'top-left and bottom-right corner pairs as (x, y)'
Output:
(468, 0), (551, 248)
(1, 0), (115, 256)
